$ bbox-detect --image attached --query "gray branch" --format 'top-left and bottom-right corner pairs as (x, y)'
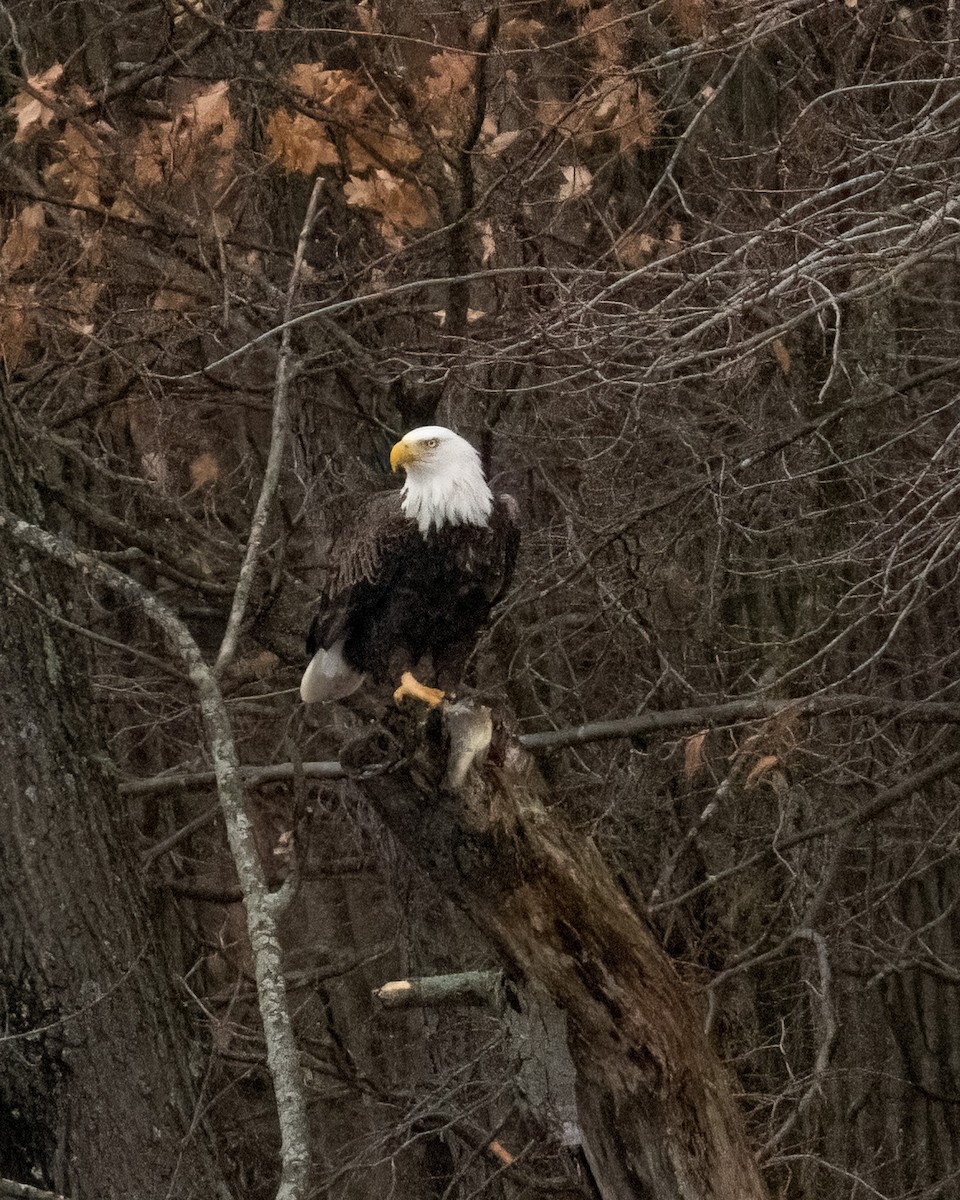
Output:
(374, 970), (504, 1012)
(120, 692), (960, 798)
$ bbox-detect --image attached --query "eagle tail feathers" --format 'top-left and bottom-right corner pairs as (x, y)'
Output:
(300, 639), (364, 704)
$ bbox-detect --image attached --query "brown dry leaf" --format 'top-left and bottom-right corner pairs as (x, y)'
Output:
(344, 169), (433, 245)
(11, 64), (64, 143)
(482, 130), (520, 156)
(288, 64), (372, 121)
(54, 122), (101, 207)
(684, 730), (708, 780)
(189, 451), (219, 489)
(536, 98), (583, 140)
(153, 288), (195, 312)
(616, 231), (657, 268)
(173, 81), (240, 194)
(66, 279), (101, 334)
(345, 123), (420, 173)
(421, 51), (475, 139)
(187, 80), (239, 153)
(745, 755), (779, 790)
(772, 337), (791, 374)
(266, 109), (339, 174)
(604, 81), (658, 154)
(499, 17), (545, 46)
(132, 119), (173, 187)
(0, 284), (37, 370)
(538, 82), (657, 155)
(110, 193), (144, 221)
(356, 0), (382, 33)
(255, 0), (283, 29)
(557, 164), (592, 201)
(0, 204), (46, 274)
(584, 4), (625, 68)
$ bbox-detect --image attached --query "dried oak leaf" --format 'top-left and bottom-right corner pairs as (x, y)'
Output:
(0, 284), (37, 370)
(344, 169), (433, 245)
(44, 122), (101, 208)
(557, 164), (592, 201)
(177, 80), (239, 191)
(289, 64), (372, 119)
(616, 231), (657, 268)
(669, 0), (706, 37)
(131, 119), (173, 188)
(266, 108), (339, 174)
(189, 451), (220, 490)
(0, 204), (46, 274)
(421, 51), (475, 140)
(595, 79), (658, 154)
(11, 64), (63, 143)
(255, 0), (283, 30)
(583, 4), (625, 68)
(744, 755), (779, 790)
(499, 18), (545, 46)
(345, 123), (420, 173)
(684, 730), (708, 781)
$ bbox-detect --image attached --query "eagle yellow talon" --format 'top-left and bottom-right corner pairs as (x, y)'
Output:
(393, 671), (447, 707)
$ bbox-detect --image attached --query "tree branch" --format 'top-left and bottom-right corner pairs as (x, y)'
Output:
(374, 970), (503, 1012)
(119, 692), (960, 797)
(0, 1179), (69, 1200)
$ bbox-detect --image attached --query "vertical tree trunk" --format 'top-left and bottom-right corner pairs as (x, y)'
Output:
(0, 388), (231, 1200)
(340, 706), (770, 1200)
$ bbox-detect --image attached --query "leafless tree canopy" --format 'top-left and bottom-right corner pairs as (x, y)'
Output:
(3, 0), (960, 1197)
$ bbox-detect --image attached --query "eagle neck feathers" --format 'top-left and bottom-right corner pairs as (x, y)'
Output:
(401, 450), (493, 534)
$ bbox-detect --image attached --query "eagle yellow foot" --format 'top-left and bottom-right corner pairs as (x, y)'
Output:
(393, 671), (447, 707)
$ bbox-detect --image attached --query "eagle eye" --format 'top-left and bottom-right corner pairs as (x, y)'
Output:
(425, 438), (439, 448)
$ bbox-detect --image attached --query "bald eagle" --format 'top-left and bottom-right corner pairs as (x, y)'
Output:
(300, 426), (519, 706)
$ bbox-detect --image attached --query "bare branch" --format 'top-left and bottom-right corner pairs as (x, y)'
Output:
(374, 971), (503, 1012)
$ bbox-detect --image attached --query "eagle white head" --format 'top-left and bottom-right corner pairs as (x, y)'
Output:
(390, 426), (493, 533)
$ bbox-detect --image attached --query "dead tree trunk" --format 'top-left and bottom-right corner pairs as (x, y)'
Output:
(340, 704), (770, 1200)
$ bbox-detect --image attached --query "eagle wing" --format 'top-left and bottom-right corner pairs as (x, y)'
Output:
(486, 493), (521, 608)
(301, 491), (414, 702)
(307, 490), (413, 656)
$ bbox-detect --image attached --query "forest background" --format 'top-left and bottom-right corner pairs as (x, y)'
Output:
(2, 1), (960, 1198)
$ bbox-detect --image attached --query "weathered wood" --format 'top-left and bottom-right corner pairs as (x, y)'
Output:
(340, 703), (770, 1200)
(374, 970), (503, 1012)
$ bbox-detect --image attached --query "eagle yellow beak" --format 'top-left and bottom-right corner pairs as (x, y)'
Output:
(390, 439), (415, 473)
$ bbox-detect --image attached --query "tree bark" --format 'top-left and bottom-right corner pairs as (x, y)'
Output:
(339, 704), (770, 1200)
(0, 390), (230, 1200)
